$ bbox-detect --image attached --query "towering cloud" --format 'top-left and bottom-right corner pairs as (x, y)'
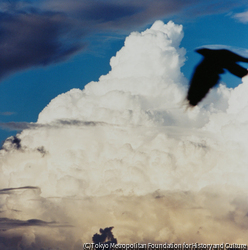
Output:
(0, 20), (248, 249)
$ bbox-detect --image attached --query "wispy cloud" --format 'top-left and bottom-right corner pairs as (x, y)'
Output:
(0, 112), (15, 116)
(0, 186), (39, 195)
(0, 218), (71, 231)
(0, 122), (40, 131)
(0, 0), (246, 81)
(233, 10), (248, 23)
(0, 9), (85, 80)
(0, 120), (108, 131)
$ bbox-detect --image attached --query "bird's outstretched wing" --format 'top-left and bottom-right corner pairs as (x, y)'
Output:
(187, 58), (221, 106)
(225, 63), (248, 78)
(187, 48), (248, 106)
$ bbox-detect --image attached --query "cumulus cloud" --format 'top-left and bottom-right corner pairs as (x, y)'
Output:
(0, 20), (248, 248)
(0, 0), (247, 81)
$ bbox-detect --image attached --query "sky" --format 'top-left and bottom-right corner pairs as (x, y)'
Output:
(0, 0), (248, 143)
(1, 0), (248, 249)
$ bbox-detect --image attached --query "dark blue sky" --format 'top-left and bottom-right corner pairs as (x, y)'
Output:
(0, 0), (248, 144)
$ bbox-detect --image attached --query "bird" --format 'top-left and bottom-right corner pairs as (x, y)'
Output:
(187, 48), (248, 106)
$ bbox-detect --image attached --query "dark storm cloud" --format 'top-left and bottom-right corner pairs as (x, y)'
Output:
(0, 0), (247, 81)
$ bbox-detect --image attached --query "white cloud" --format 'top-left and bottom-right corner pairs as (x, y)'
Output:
(233, 10), (248, 23)
(0, 20), (248, 248)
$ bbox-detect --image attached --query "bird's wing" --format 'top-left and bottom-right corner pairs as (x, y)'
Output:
(229, 51), (248, 63)
(225, 63), (248, 78)
(187, 59), (220, 106)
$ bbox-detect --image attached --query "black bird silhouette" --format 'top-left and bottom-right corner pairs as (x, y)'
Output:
(187, 48), (248, 106)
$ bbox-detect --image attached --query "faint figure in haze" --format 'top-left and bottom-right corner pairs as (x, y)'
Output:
(187, 48), (248, 106)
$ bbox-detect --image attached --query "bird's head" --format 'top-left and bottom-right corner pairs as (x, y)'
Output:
(195, 48), (211, 56)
